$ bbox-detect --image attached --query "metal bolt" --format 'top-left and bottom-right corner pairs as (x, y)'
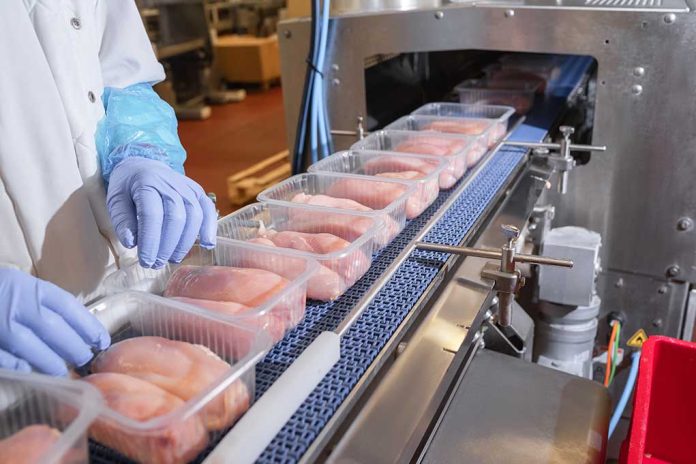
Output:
(484, 309), (494, 321)
(658, 285), (668, 294)
(631, 84), (643, 95)
(283, 30), (292, 38)
(633, 67), (645, 77)
(396, 342), (408, 356)
(331, 64), (340, 72)
(559, 125), (575, 137)
(667, 265), (680, 278)
(332, 78), (341, 86)
(504, 9), (515, 17)
(663, 13), (676, 24)
(532, 147), (550, 157)
(652, 318), (663, 328)
(434, 11), (444, 19)
(615, 278), (624, 288)
(677, 217), (693, 231)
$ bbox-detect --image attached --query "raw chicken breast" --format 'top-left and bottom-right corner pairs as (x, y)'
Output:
(82, 373), (208, 464)
(394, 137), (469, 185)
(290, 193), (399, 246)
(250, 231), (371, 301)
(325, 177), (408, 210)
(424, 119), (490, 136)
(376, 171), (438, 218)
(169, 296), (285, 346)
(363, 156), (457, 189)
(0, 425), (61, 464)
(164, 265), (287, 307)
(165, 265), (301, 341)
(93, 337), (250, 431)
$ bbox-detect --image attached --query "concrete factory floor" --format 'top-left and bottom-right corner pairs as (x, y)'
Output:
(178, 86), (287, 216)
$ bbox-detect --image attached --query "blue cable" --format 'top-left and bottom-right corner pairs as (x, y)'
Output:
(316, 0), (331, 158)
(609, 350), (642, 438)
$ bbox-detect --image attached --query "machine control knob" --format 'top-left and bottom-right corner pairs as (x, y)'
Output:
(559, 126), (575, 138)
(501, 224), (521, 246)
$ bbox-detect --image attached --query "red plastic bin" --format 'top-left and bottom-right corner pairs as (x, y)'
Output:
(620, 336), (696, 464)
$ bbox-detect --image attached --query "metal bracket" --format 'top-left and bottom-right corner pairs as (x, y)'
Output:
(504, 125), (607, 194)
(416, 224), (573, 328)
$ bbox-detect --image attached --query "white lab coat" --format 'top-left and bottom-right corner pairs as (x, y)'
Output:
(0, 0), (165, 300)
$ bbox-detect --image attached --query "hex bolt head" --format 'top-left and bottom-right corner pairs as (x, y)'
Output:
(664, 13), (676, 24)
(632, 84), (643, 95)
(658, 285), (668, 295)
(504, 9), (515, 17)
(677, 217), (693, 231)
(332, 78), (341, 86)
(652, 318), (663, 328)
(633, 67), (645, 77)
(434, 11), (444, 19)
(667, 265), (680, 278)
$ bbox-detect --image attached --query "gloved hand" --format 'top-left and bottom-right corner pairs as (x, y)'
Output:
(0, 269), (111, 376)
(107, 157), (217, 269)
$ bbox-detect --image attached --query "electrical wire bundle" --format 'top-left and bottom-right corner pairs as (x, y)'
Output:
(292, 0), (333, 174)
(604, 320), (622, 387)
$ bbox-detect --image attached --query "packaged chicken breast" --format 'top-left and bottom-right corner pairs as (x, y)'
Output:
(258, 172), (415, 247)
(308, 150), (447, 217)
(411, 102), (515, 147)
(104, 240), (317, 343)
(0, 370), (101, 464)
(85, 292), (272, 464)
(217, 202), (383, 301)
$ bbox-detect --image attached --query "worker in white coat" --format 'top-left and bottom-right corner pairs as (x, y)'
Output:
(0, 1), (217, 375)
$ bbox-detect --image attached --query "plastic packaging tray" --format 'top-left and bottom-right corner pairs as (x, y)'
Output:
(83, 292), (272, 464)
(483, 63), (549, 94)
(217, 202), (383, 301)
(257, 172), (415, 248)
(384, 114), (494, 150)
(104, 240), (317, 343)
(412, 102), (515, 146)
(351, 129), (483, 188)
(498, 53), (562, 82)
(0, 371), (101, 464)
(455, 78), (540, 115)
(308, 150), (446, 218)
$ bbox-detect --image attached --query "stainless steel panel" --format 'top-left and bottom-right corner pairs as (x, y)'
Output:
(683, 289), (696, 341)
(418, 349), (610, 464)
(320, 161), (553, 463)
(278, 3), (696, 290)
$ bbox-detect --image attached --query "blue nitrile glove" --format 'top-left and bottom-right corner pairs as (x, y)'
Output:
(107, 157), (217, 269)
(0, 269), (111, 376)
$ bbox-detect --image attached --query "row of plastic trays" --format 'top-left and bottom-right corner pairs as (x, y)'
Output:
(0, 102), (514, 464)
(456, 53), (568, 114)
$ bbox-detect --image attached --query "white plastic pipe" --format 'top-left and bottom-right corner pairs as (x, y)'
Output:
(204, 331), (341, 464)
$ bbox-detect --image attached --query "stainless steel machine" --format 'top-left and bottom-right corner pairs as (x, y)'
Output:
(259, 2), (696, 463)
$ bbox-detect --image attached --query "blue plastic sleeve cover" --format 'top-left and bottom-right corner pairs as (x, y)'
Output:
(96, 83), (186, 182)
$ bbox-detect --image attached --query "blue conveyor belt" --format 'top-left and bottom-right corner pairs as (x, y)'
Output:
(254, 56), (593, 463)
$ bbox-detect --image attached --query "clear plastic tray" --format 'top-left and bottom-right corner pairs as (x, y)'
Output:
(498, 53), (562, 82)
(104, 240), (317, 343)
(455, 78), (540, 115)
(84, 292), (272, 464)
(217, 202), (383, 301)
(307, 150), (446, 218)
(411, 102), (515, 146)
(0, 371), (101, 464)
(384, 114), (494, 151)
(483, 63), (549, 94)
(257, 172), (415, 247)
(351, 130), (485, 188)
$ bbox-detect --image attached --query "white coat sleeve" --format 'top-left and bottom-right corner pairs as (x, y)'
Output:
(98, 0), (165, 88)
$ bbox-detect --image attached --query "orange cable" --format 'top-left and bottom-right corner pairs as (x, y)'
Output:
(604, 322), (619, 387)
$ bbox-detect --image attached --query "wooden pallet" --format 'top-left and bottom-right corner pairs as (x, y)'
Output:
(227, 150), (291, 208)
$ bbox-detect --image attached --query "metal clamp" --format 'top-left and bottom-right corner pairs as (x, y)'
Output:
(416, 224), (573, 328)
(330, 116), (368, 140)
(504, 125), (607, 194)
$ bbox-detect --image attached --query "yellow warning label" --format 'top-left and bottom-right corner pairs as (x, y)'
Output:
(627, 329), (648, 348)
